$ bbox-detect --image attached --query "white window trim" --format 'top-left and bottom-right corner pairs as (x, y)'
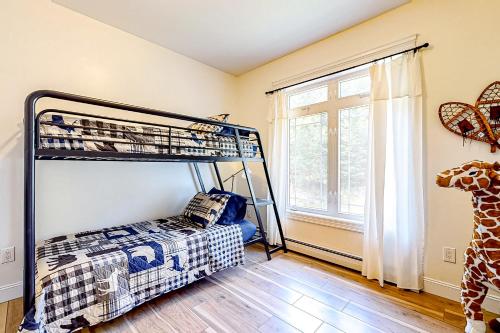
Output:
(287, 210), (364, 233)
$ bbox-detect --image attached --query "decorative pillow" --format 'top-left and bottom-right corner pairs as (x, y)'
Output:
(183, 192), (231, 228)
(208, 188), (247, 225)
(188, 114), (229, 133)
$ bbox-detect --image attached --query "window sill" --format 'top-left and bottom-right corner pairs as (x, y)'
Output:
(287, 210), (364, 233)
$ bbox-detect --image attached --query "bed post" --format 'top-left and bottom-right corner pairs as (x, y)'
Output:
(193, 162), (206, 193)
(212, 162), (225, 191)
(24, 91), (40, 315)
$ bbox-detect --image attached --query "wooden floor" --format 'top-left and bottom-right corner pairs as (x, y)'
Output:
(1, 246), (498, 333)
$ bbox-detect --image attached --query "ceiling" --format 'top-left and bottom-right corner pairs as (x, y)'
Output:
(53, 0), (409, 75)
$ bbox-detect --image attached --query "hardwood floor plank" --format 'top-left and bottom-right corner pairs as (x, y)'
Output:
(150, 292), (209, 333)
(251, 254), (462, 332)
(0, 301), (8, 333)
(304, 264), (445, 318)
(294, 296), (383, 333)
(88, 317), (137, 333)
(245, 245), (271, 263)
(192, 303), (244, 333)
(192, 295), (268, 333)
(221, 267), (303, 304)
(5, 298), (23, 333)
(262, 256), (331, 288)
(190, 278), (270, 333)
(342, 301), (422, 333)
(283, 254), (444, 316)
(254, 256), (463, 331)
(193, 278), (271, 320)
(125, 303), (177, 333)
(258, 316), (301, 333)
(204, 327), (217, 333)
(210, 274), (322, 333)
(320, 278), (462, 332)
(285, 251), (474, 321)
(315, 322), (345, 333)
(248, 256), (456, 332)
(171, 280), (212, 308)
(443, 308), (466, 328)
(244, 260), (349, 311)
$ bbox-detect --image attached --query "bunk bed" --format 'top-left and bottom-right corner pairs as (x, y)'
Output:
(23, 90), (287, 332)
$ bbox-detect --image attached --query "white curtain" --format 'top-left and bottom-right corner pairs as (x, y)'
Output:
(362, 52), (424, 290)
(266, 92), (287, 245)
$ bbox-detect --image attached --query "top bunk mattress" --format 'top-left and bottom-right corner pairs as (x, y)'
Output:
(38, 113), (259, 158)
(21, 216), (245, 333)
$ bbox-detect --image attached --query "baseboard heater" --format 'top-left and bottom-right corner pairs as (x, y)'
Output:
(285, 237), (362, 262)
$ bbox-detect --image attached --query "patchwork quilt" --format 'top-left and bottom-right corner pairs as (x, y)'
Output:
(20, 216), (245, 333)
(39, 114), (257, 158)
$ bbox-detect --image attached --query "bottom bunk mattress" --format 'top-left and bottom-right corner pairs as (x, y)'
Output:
(20, 216), (245, 333)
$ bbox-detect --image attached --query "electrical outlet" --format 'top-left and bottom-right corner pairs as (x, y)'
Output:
(1, 246), (15, 264)
(443, 247), (456, 263)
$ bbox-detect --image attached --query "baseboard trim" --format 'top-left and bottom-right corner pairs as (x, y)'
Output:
(286, 240), (362, 271)
(423, 276), (500, 313)
(0, 281), (22, 303)
(285, 238), (362, 261)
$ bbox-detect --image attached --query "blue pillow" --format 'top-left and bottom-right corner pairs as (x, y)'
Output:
(208, 188), (247, 225)
(219, 126), (251, 138)
(239, 220), (257, 242)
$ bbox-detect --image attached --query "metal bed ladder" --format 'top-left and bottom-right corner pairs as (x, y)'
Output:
(193, 129), (287, 260)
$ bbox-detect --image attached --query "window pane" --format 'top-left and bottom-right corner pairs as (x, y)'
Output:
(338, 75), (370, 98)
(289, 113), (328, 211)
(289, 86), (328, 109)
(339, 105), (369, 216)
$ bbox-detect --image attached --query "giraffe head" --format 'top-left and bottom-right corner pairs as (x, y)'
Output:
(436, 160), (500, 192)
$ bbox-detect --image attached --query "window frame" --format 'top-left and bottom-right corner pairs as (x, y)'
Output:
(286, 70), (370, 222)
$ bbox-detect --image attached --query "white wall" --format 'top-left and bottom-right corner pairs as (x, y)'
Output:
(234, 0), (500, 306)
(0, 0), (235, 302)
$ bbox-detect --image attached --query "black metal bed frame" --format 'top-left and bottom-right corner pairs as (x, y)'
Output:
(24, 90), (287, 314)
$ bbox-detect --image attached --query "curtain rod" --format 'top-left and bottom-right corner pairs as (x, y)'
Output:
(265, 42), (430, 95)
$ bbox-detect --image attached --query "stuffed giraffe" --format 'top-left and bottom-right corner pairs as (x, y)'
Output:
(436, 160), (500, 333)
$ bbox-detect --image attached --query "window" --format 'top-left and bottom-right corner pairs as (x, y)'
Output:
(289, 112), (328, 210)
(339, 105), (369, 215)
(338, 75), (370, 98)
(289, 85), (328, 109)
(287, 72), (370, 221)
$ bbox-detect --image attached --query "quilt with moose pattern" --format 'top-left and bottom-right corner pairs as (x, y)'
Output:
(19, 216), (245, 333)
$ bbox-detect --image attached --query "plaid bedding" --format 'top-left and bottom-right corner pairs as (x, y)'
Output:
(39, 114), (258, 158)
(20, 216), (245, 333)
